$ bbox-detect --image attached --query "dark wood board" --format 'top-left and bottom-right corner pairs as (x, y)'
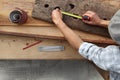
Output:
(32, 0), (120, 37)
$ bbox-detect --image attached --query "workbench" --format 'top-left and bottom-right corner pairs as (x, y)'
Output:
(0, 34), (109, 80)
(0, 0), (116, 59)
(0, 34), (83, 60)
(0, 0), (114, 80)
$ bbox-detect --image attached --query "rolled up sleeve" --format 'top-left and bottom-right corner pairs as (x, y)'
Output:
(79, 42), (120, 73)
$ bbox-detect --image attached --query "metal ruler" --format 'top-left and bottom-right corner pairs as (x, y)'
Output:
(39, 46), (64, 52)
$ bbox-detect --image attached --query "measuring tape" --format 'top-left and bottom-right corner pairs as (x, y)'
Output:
(9, 8), (28, 24)
(61, 11), (90, 21)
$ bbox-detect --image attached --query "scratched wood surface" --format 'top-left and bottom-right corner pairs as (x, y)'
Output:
(0, 34), (84, 60)
(0, 0), (116, 45)
(32, 0), (120, 37)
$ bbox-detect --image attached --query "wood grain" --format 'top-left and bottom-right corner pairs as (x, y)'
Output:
(32, 0), (120, 37)
(0, 35), (84, 60)
(0, 0), (116, 45)
(0, 26), (116, 44)
(0, 1), (111, 79)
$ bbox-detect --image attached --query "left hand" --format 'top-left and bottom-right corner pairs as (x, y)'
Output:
(52, 9), (63, 25)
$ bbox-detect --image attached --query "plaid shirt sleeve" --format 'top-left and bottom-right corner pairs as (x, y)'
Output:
(79, 42), (120, 73)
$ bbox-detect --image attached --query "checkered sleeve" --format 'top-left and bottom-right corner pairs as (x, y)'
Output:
(79, 42), (120, 73)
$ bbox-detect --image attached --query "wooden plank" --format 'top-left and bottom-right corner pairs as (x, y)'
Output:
(32, 0), (120, 37)
(0, 26), (116, 44)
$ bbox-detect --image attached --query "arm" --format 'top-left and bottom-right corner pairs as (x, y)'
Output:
(56, 21), (83, 49)
(79, 42), (120, 73)
(52, 9), (83, 49)
(52, 9), (120, 73)
(99, 20), (110, 28)
(82, 10), (120, 72)
(82, 11), (110, 28)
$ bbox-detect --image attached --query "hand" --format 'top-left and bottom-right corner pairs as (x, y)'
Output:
(82, 11), (102, 26)
(52, 9), (63, 25)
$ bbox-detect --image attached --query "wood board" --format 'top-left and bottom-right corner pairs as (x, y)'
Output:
(32, 0), (120, 37)
(0, 35), (84, 60)
(0, 0), (116, 44)
(0, 26), (116, 44)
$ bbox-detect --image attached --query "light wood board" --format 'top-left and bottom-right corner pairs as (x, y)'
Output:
(0, 35), (84, 60)
(0, 26), (116, 44)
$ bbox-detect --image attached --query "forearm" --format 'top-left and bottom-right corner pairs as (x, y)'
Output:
(79, 42), (120, 72)
(98, 20), (110, 28)
(55, 20), (83, 49)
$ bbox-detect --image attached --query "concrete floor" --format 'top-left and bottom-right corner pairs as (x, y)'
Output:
(0, 60), (103, 80)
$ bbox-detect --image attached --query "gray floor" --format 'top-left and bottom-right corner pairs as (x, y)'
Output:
(0, 60), (103, 80)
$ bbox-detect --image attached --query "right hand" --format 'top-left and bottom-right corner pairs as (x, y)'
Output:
(82, 11), (102, 26)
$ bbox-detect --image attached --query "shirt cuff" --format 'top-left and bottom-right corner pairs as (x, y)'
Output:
(78, 42), (95, 59)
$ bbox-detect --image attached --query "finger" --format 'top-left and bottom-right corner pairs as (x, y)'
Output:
(84, 12), (94, 16)
(53, 8), (59, 12)
(83, 13), (92, 17)
(52, 10), (55, 15)
(52, 10), (57, 17)
(54, 9), (61, 14)
(82, 20), (92, 24)
(86, 11), (96, 14)
(82, 16), (91, 21)
(84, 11), (96, 17)
(52, 9), (56, 13)
(82, 14), (92, 20)
(52, 9), (59, 14)
(57, 9), (61, 13)
(56, 8), (60, 11)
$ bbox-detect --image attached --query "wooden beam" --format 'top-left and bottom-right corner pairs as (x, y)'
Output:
(0, 26), (116, 44)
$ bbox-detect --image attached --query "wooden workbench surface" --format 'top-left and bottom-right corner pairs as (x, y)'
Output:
(0, 1), (110, 79)
(0, 35), (84, 60)
(0, 34), (109, 80)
